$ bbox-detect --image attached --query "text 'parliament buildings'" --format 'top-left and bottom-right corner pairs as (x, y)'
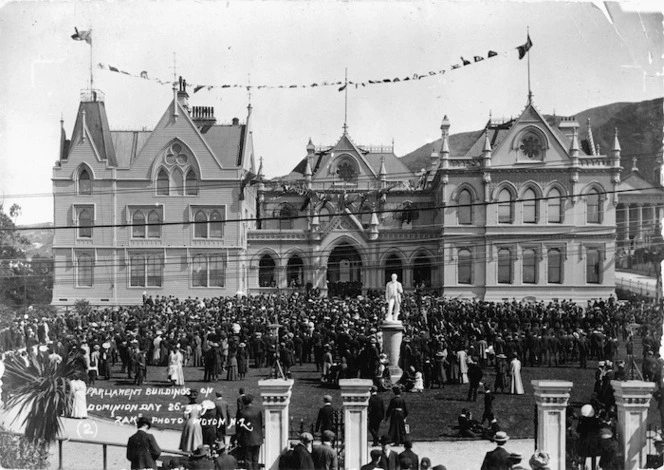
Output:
(51, 81), (662, 306)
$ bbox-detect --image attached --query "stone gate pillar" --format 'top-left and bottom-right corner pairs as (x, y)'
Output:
(339, 379), (373, 470)
(258, 379), (294, 470)
(531, 380), (573, 470)
(381, 322), (404, 382)
(612, 380), (656, 470)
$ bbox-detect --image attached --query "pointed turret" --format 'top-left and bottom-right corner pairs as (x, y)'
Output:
(569, 126), (580, 166)
(59, 115), (69, 161)
(369, 209), (379, 240)
(304, 149), (312, 190)
(610, 127), (621, 168)
(68, 90), (117, 165)
(587, 118), (597, 156)
(482, 129), (492, 168)
(437, 115), (451, 170)
(379, 155), (387, 189)
(257, 156), (264, 180)
(306, 138), (315, 184)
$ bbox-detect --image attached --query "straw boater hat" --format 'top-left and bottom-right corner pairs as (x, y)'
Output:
(581, 404), (595, 418)
(493, 431), (509, 443)
(529, 451), (551, 469)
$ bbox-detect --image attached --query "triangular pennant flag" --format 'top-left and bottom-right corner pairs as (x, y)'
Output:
(140, 71), (149, 79)
(428, 71), (436, 76)
(488, 50), (498, 58)
(109, 66), (119, 72)
(451, 64), (461, 70)
(393, 77), (400, 82)
(97, 63), (107, 70)
(517, 34), (533, 59)
(193, 85), (204, 93)
(383, 79), (391, 83)
(338, 84), (347, 92)
(71, 27), (92, 45)
(474, 56), (484, 62)
(461, 57), (471, 66)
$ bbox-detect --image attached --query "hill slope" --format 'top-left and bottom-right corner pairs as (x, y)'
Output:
(401, 98), (663, 177)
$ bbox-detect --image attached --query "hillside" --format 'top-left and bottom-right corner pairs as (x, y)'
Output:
(401, 98), (664, 178)
(20, 223), (54, 258)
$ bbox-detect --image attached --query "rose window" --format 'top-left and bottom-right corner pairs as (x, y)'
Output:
(165, 142), (189, 166)
(519, 136), (542, 159)
(337, 161), (356, 182)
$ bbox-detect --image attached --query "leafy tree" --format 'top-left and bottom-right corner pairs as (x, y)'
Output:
(0, 203), (30, 307)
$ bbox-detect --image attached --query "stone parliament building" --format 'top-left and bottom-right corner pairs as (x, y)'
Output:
(51, 82), (664, 305)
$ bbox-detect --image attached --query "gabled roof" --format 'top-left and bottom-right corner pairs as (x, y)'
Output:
(199, 125), (246, 168)
(111, 131), (151, 168)
(68, 100), (117, 166)
(619, 170), (664, 196)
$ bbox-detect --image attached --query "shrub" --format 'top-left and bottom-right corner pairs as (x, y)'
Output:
(0, 431), (49, 469)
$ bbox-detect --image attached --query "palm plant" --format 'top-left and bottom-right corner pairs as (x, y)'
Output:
(4, 352), (81, 443)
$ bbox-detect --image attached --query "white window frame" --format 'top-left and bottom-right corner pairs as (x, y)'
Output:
(128, 252), (164, 288)
(190, 205), (227, 239)
(75, 250), (95, 287)
(74, 204), (96, 239)
(128, 205), (165, 239)
(191, 252), (227, 288)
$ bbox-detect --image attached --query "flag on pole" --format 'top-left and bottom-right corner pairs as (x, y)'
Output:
(517, 34), (533, 59)
(71, 27), (92, 45)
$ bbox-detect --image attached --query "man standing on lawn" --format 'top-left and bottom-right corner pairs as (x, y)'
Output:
(368, 385), (385, 446)
(235, 394), (263, 470)
(480, 431), (511, 470)
(126, 416), (161, 470)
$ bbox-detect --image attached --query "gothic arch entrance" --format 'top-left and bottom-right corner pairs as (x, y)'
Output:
(327, 243), (362, 297)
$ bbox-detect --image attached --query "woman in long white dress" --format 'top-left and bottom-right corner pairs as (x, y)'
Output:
(179, 391), (203, 452)
(510, 354), (525, 395)
(457, 349), (469, 384)
(168, 345), (185, 386)
(69, 375), (88, 418)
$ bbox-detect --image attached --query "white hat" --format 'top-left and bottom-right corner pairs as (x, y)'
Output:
(581, 404), (595, 418)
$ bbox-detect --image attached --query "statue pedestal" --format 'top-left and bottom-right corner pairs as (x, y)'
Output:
(381, 321), (404, 383)
(612, 380), (656, 470)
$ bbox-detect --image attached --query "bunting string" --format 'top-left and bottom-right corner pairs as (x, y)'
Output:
(96, 40), (528, 93)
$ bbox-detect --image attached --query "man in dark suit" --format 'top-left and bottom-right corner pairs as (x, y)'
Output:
(126, 417), (161, 470)
(311, 430), (337, 470)
(235, 394), (263, 470)
(214, 391), (231, 444)
(290, 432), (315, 470)
(360, 449), (383, 470)
(379, 435), (399, 470)
(367, 386), (385, 446)
(213, 440), (237, 470)
(399, 440), (419, 470)
(480, 431), (511, 470)
(237, 387), (246, 413)
(315, 395), (336, 436)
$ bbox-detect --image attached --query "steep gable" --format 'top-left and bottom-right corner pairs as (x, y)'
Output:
(311, 134), (379, 183)
(132, 100), (224, 179)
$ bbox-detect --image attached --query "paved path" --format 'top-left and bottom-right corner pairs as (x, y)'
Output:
(2, 404), (536, 470)
(615, 270), (659, 297)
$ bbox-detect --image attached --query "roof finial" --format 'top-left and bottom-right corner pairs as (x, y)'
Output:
(632, 157), (639, 172)
(343, 67), (348, 135)
(247, 73), (252, 110)
(527, 26), (533, 105)
(587, 118), (596, 156)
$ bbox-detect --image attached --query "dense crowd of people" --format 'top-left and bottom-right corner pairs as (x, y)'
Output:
(1, 291), (663, 469)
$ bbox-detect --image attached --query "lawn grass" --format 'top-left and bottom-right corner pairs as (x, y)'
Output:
(85, 354), (649, 441)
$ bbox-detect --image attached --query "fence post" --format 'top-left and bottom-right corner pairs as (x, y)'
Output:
(258, 379), (294, 470)
(103, 444), (107, 470)
(339, 379), (372, 470)
(58, 439), (63, 470)
(612, 380), (656, 470)
(531, 380), (573, 470)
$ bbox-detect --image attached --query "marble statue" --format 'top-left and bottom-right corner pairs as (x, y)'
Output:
(385, 273), (403, 322)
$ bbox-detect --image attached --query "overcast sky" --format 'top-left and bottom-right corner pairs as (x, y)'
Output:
(0, 0), (662, 225)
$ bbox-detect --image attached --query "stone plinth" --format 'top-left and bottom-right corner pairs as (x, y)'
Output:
(381, 321), (404, 382)
(339, 379), (373, 470)
(258, 379), (294, 470)
(611, 380), (656, 470)
(531, 380), (573, 470)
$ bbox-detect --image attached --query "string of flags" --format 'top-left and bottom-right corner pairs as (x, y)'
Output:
(93, 35), (533, 93)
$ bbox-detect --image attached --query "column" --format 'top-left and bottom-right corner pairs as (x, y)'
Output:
(624, 204), (631, 242)
(637, 203), (644, 240)
(531, 380), (573, 470)
(339, 379), (373, 470)
(611, 380), (656, 470)
(651, 204), (657, 235)
(381, 322), (405, 382)
(258, 379), (294, 470)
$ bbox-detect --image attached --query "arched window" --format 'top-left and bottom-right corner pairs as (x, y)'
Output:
(497, 189), (513, 224)
(147, 256), (162, 287)
(522, 248), (537, 284)
(210, 210), (224, 238)
(458, 189), (472, 225)
(77, 253), (94, 287)
(498, 248), (512, 284)
(147, 211), (161, 238)
(547, 248), (562, 284)
(548, 188), (562, 223)
(210, 255), (225, 287)
(586, 248), (601, 283)
(78, 209), (92, 238)
(587, 189), (601, 224)
(79, 169), (92, 195)
(192, 255), (207, 287)
(279, 205), (295, 230)
(458, 249), (472, 284)
(384, 254), (403, 285)
(194, 211), (207, 238)
(130, 255), (145, 287)
(186, 169), (198, 196)
(259, 255), (276, 287)
(132, 211), (146, 238)
(523, 188), (537, 223)
(319, 207), (331, 224)
(172, 168), (184, 196)
(157, 169), (169, 195)
(287, 255), (304, 287)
